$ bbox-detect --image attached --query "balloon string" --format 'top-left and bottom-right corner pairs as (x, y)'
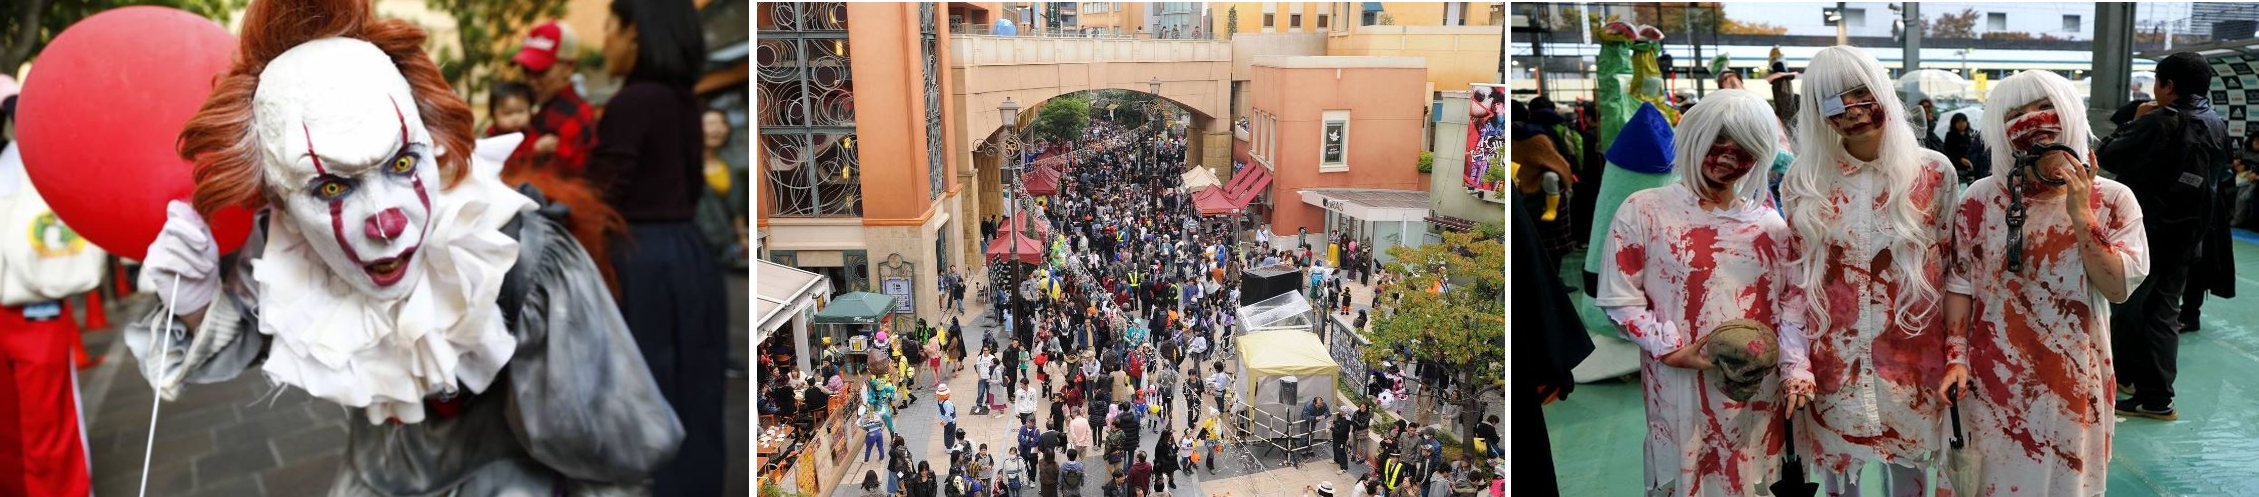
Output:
(138, 273), (178, 497)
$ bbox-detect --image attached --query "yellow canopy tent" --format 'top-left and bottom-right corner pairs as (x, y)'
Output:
(1231, 329), (1341, 440)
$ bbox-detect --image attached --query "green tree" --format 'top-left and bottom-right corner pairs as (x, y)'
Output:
(1032, 95), (1089, 144)
(429, 0), (568, 104)
(1365, 225), (1505, 455)
(1928, 8), (1979, 39)
(1225, 6), (1236, 39)
(0, 0), (248, 77)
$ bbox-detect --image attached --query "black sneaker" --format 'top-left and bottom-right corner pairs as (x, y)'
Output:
(2117, 383), (2135, 398)
(2179, 320), (2201, 333)
(2115, 399), (2177, 421)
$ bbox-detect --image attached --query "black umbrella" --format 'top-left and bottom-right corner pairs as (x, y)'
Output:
(1770, 417), (1819, 497)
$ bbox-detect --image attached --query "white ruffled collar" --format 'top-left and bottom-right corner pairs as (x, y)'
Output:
(251, 134), (537, 424)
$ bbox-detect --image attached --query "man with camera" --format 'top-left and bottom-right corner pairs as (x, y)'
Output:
(2098, 52), (2229, 421)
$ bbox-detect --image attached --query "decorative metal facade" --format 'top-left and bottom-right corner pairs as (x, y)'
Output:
(758, 2), (863, 217)
(923, 3), (946, 200)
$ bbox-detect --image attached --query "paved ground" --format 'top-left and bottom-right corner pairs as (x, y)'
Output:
(823, 295), (1374, 497)
(77, 272), (752, 496)
(1546, 231), (2259, 495)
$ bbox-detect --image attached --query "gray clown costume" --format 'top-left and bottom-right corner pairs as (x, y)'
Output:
(119, 0), (682, 493)
(126, 173), (684, 495)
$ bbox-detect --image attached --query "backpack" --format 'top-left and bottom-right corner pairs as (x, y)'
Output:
(1062, 462), (1086, 487)
(2102, 102), (2227, 227)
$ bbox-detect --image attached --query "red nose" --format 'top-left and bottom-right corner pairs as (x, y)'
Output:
(365, 208), (408, 241)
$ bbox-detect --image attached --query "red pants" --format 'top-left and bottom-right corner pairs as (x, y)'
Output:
(0, 302), (90, 496)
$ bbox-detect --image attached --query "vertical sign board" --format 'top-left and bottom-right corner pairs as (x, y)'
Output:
(882, 276), (914, 336)
(1468, 84), (1508, 193)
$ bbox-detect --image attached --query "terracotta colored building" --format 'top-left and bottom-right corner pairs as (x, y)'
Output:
(1244, 56), (1430, 248)
(757, 2), (996, 335)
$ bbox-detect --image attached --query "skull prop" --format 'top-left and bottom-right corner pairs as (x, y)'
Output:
(1701, 319), (1779, 402)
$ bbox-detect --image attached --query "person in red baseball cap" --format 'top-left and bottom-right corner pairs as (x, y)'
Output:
(511, 21), (597, 177)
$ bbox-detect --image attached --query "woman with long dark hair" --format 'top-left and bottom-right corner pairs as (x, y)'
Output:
(1942, 112), (1990, 184)
(587, 1), (724, 495)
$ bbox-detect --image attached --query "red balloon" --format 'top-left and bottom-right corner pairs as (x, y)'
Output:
(17, 7), (253, 261)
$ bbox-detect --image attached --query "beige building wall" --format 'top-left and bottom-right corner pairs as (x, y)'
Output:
(1210, 2), (1334, 37)
(1325, 25), (1502, 95)
(1372, 2), (1504, 27)
(1077, 1), (1148, 36)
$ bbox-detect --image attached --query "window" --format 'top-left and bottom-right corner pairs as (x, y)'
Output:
(1444, 2), (1464, 25)
(1843, 8), (1864, 28)
(1987, 12), (2006, 31)
(1261, 112), (1278, 165)
(1318, 14), (1328, 28)
(2063, 14), (2080, 32)
(1290, 14), (1301, 28)
(1320, 110), (1349, 172)
(1264, 13), (1275, 27)
(758, 2), (863, 217)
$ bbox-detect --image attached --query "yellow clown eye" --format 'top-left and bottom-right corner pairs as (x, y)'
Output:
(315, 178), (349, 199)
(391, 155), (416, 173)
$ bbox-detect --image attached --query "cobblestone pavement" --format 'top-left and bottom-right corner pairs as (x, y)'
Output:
(79, 273), (752, 496)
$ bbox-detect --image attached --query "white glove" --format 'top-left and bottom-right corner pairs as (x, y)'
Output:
(139, 200), (221, 316)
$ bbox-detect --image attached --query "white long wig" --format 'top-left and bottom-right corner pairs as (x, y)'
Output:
(1672, 89), (1781, 211)
(1979, 70), (2094, 180)
(1780, 46), (1941, 336)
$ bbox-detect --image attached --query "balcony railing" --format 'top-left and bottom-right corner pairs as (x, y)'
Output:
(951, 23), (1220, 40)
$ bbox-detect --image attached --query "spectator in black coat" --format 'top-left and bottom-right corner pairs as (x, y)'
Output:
(1510, 195), (1595, 494)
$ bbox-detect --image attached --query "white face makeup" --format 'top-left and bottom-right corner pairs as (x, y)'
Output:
(253, 38), (439, 301)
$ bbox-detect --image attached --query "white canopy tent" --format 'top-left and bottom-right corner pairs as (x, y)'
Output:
(1181, 167), (1222, 191)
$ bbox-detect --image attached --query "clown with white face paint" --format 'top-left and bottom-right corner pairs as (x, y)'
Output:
(1777, 46), (1960, 495)
(1936, 70), (2148, 496)
(1597, 90), (1805, 496)
(122, 0), (682, 494)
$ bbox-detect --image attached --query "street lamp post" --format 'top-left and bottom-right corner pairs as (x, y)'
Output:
(1149, 77), (1163, 172)
(999, 97), (1026, 339)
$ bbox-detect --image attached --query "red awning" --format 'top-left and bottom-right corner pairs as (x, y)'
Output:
(998, 213), (1050, 238)
(1223, 165), (1273, 207)
(1191, 186), (1238, 216)
(985, 232), (1044, 265)
(1022, 166), (1060, 196)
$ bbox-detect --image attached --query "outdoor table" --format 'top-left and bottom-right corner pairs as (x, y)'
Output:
(757, 426), (797, 457)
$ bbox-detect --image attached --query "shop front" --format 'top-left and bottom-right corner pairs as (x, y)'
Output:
(1298, 188), (1433, 267)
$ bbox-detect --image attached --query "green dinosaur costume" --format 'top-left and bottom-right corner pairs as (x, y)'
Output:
(1581, 31), (1680, 282)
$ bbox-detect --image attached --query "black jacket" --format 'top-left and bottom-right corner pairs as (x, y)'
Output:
(2100, 95), (2229, 232)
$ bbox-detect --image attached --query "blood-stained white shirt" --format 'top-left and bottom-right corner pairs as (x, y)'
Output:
(1945, 176), (2147, 497)
(1598, 183), (1804, 496)
(1779, 151), (1958, 475)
